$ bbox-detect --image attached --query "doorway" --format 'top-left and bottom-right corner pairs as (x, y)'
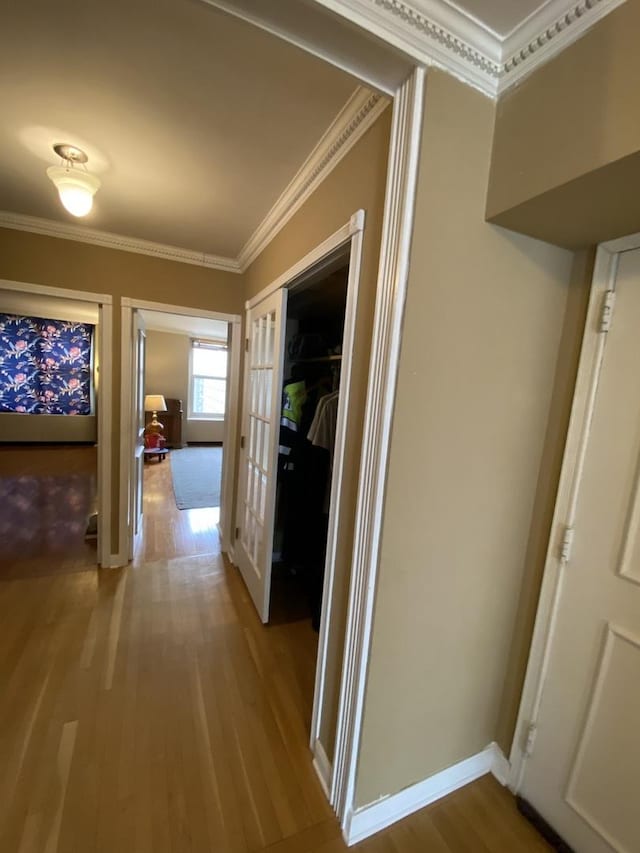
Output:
(233, 226), (363, 795)
(0, 279), (113, 570)
(120, 298), (241, 564)
(512, 236), (640, 853)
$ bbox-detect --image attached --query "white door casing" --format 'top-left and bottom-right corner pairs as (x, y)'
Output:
(235, 287), (287, 623)
(130, 310), (146, 558)
(516, 242), (640, 853)
(119, 298), (241, 566)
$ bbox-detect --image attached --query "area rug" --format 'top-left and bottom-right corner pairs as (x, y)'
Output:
(170, 446), (222, 510)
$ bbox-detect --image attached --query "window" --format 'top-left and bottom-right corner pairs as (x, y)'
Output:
(189, 338), (227, 419)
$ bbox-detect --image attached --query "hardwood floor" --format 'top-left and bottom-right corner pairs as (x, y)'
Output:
(0, 445), (97, 580)
(136, 450), (221, 564)
(0, 447), (550, 852)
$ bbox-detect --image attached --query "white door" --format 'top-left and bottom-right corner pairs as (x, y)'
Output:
(520, 248), (640, 852)
(235, 289), (287, 622)
(130, 310), (146, 558)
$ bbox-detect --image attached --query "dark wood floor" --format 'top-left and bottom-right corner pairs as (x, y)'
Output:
(0, 444), (97, 581)
(0, 446), (550, 852)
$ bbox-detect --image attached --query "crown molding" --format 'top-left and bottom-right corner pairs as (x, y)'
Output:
(0, 88), (388, 276)
(315, 0), (500, 96)
(499, 0), (628, 91)
(311, 0), (625, 97)
(237, 86), (388, 272)
(0, 211), (242, 273)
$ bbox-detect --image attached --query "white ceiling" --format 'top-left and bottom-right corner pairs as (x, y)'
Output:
(0, 0), (358, 258)
(141, 309), (228, 340)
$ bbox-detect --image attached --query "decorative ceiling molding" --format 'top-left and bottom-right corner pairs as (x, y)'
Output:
(500, 0), (628, 88)
(312, 0), (626, 97)
(0, 87), (388, 275)
(0, 211), (242, 273)
(237, 86), (388, 271)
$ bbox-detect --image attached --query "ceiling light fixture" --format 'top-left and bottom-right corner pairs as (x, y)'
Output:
(46, 143), (101, 217)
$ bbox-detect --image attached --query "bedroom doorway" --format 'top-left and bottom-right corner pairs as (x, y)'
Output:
(0, 279), (113, 571)
(120, 298), (241, 564)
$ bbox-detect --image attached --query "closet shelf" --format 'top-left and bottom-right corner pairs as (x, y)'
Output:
(290, 354), (342, 364)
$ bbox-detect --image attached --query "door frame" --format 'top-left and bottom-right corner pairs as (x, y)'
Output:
(241, 209), (364, 774)
(120, 297), (242, 565)
(130, 312), (146, 560)
(239, 68), (425, 833)
(0, 277), (113, 569)
(509, 231), (640, 794)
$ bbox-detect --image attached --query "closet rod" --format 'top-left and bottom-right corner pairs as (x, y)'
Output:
(290, 354), (342, 364)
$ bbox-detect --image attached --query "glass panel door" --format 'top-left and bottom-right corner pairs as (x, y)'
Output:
(235, 288), (286, 622)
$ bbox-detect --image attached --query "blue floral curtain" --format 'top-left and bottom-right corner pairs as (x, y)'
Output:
(0, 314), (94, 415)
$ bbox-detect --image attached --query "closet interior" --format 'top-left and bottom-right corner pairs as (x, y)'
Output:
(270, 262), (349, 630)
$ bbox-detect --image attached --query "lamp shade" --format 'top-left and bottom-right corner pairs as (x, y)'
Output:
(144, 394), (167, 413)
(46, 165), (101, 217)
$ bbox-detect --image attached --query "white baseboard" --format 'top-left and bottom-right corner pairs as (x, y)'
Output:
(312, 739), (332, 802)
(490, 741), (511, 786)
(104, 552), (128, 569)
(227, 545), (236, 566)
(343, 742), (509, 846)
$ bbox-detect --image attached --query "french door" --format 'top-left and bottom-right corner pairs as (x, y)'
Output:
(235, 288), (287, 622)
(519, 247), (640, 852)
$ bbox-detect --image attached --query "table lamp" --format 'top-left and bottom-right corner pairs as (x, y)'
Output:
(144, 394), (167, 434)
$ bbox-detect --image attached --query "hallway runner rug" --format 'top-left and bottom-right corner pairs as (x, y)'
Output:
(170, 446), (222, 509)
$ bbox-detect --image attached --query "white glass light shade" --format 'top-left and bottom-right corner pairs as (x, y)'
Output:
(46, 165), (101, 217)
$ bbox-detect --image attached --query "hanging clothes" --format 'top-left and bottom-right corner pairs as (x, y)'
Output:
(308, 390), (339, 465)
(279, 379), (307, 459)
(308, 390), (339, 514)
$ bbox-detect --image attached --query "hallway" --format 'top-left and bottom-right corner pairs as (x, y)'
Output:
(0, 454), (551, 852)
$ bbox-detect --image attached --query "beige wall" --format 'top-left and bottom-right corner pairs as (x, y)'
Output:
(0, 228), (243, 552)
(354, 70), (578, 807)
(487, 2), (640, 248)
(145, 330), (225, 443)
(244, 106), (391, 760)
(0, 413), (96, 443)
(493, 248), (593, 750)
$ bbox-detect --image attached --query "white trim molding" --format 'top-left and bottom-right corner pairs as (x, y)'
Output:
(0, 87), (387, 275)
(245, 210), (364, 310)
(332, 66), (425, 828)
(0, 211), (241, 273)
(501, 0), (627, 88)
(312, 739), (333, 801)
(237, 89), (387, 271)
(119, 297), (242, 565)
(344, 743), (508, 845)
(312, 0), (625, 97)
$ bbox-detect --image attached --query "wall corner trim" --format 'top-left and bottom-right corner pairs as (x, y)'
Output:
(343, 742), (509, 845)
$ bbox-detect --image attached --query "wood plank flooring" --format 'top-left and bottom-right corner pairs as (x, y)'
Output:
(136, 451), (220, 564)
(0, 446), (550, 851)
